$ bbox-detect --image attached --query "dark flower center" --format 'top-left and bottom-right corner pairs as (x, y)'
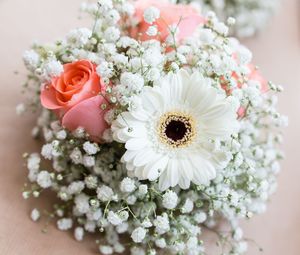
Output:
(158, 112), (196, 148)
(165, 120), (188, 142)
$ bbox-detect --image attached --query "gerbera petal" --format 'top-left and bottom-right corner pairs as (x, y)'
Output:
(158, 170), (171, 191)
(200, 103), (232, 121)
(141, 87), (164, 113)
(178, 176), (190, 190)
(134, 166), (146, 180)
(126, 162), (135, 171)
(166, 159), (180, 187)
(131, 109), (151, 121)
(122, 150), (139, 163)
(146, 155), (169, 181)
(159, 71), (185, 105)
(201, 116), (239, 139)
(125, 138), (149, 150)
(179, 159), (194, 181)
(133, 148), (157, 167)
(190, 156), (216, 185)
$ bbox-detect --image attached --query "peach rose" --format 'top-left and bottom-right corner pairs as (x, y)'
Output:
(239, 65), (268, 118)
(247, 64), (268, 93)
(40, 60), (109, 142)
(221, 63), (268, 118)
(130, 0), (205, 43)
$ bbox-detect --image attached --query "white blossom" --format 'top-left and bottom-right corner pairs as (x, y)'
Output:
(23, 50), (39, 69)
(74, 227), (84, 241)
(57, 218), (73, 230)
(83, 141), (99, 155)
(70, 147), (83, 164)
(44, 60), (63, 78)
(162, 190), (178, 210)
(194, 211), (207, 224)
(146, 26), (158, 37)
(27, 153), (40, 171)
(131, 227), (146, 243)
(104, 27), (120, 42)
(84, 175), (98, 189)
(75, 194), (90, 214)
(66, 28), (92, 47)
(37, 171), (52, 188)
(130, 247), (145, 255)
(105, 9), (120, 24)
(41, 143), (53, 160)
(143, 7), (160, 24)
(96, 61), (113, 78)
(30, 208), (40, 221)
(120, 177), (136, 193)
(155, 238), (166, 249)
(97, 185), (114, 202)
(83, 155), (95, 167)
(68, 181), (85, 195)
(153, 214), (170, 235)
(138, 185), (148, 196)
(16, 103), (26, 115)
(84, 220), (96, 232)
(114, 243), (125, 253)
(55, 129), (67, 140)
(181, 199), (194, 213)
(107, 211), (123, 226)
(120, 72), (144, 93)
(99, 245), (113, 255)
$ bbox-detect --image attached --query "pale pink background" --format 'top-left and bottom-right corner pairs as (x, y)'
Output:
(0, 0), (299, 254)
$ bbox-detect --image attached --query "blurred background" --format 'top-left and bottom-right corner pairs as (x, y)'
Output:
(0, 0), (299, 254)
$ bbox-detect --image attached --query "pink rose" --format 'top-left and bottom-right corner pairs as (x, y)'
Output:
(247, 64), (268, 93)
(221, 63), (268, 118)
(40, 60), (109, 142)
(238, 65), (268, 118)
(130, 0), (205, 43)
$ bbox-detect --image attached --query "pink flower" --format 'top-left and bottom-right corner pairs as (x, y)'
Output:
(130, 0), (205, 43)
(40, 60), (109, 142)
(220, 63), (268, 118)
(238, 65), (268, 118)
(247, 64), (268, 93)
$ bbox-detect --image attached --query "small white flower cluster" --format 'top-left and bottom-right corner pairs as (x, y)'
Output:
(19, 1), (285, 255)
(181, 0), (280, 37)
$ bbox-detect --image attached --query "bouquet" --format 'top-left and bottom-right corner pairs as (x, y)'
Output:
(178, 0), (280, 38)
(19, 0), (287, 254)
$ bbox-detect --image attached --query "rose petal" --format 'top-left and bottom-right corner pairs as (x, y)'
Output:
(62, 95), (109, 142)
(132, 0), (205, 43)
(248, 64), (268, 92)
(40, 84), (64, 110)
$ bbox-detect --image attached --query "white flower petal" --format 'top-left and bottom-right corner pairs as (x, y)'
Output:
(133, 148), (157, 167)
(122, 150), (138, 163)
(158, 170), (171, 191)
(141, 87), (164, 113)
(125, 138), (149, 150)
(190, 156), (216, 185)
(178, 176), (190, 190)
(146, 155), (169, 181)
(166, 159), (180, 188)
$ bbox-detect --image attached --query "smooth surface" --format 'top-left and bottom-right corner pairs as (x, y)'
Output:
(0, 0), (299, 254)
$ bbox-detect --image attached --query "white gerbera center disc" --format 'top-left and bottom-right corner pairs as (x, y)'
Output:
(158, 112), (196, 148)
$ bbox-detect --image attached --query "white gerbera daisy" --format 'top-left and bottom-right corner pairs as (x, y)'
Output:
(112, 69), (239, 190)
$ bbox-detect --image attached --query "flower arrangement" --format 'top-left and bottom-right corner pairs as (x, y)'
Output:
(19, 0), (287, 254)
(178, 0), (280, 37)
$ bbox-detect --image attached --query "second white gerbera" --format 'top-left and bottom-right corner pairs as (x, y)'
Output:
(112, 69), (239, 190)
